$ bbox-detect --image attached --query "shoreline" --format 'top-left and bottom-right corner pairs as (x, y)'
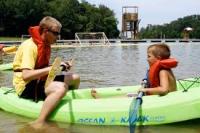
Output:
(0, 39), (200, 47)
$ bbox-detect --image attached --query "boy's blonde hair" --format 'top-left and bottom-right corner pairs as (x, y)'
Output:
(148, 43), (171, 59)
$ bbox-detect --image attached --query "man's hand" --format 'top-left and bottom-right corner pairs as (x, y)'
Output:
(60, 59), (73, 71)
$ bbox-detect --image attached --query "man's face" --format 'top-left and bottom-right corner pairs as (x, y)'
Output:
(45, 26), (60, 45)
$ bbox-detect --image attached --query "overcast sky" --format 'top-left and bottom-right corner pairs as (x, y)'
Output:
(81, 0), (200, 30)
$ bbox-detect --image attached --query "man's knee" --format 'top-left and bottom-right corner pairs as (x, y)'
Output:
(45, 82), (67, 96)
(73, 74), (80, 81)
(56, 87), (67, 97)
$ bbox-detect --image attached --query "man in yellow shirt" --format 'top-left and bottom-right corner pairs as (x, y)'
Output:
(13, 16), (80, 128)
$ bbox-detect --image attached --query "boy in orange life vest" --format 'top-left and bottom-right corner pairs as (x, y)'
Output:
(139, 43), (178, 96)
(13, 16), (80, 128)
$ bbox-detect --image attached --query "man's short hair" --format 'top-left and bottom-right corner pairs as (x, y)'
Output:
(39, 16), (62, 33)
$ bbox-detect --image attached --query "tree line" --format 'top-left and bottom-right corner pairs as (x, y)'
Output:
(0, 0), (120, 39)
(1, 0), (199, 39)
(139, 15), (200, 39)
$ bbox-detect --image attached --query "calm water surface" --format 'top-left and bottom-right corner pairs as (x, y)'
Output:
(0, 43), (200, 133)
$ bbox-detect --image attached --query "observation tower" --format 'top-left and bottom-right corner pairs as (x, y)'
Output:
(121, 6), (140, 39)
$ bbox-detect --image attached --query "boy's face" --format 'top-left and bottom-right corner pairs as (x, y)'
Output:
(147, 48), (158, 66)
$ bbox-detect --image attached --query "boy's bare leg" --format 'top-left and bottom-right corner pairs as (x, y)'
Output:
(91, 89), (138, 99)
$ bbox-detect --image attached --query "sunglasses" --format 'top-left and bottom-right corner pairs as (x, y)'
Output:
(48, 29), (60, 36)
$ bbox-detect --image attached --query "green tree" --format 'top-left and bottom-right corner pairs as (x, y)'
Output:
(0, 0), (119, 39)
(139, 15), (200, 39)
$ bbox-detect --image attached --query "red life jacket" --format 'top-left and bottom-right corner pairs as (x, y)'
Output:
(28, 26), (51, 69)
(148, 58), (178, 88)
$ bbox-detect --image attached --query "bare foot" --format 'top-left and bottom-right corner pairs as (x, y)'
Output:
(23, 121), (64, 133)
(29, 119), (48, 129)
(91, 88), (99, 99)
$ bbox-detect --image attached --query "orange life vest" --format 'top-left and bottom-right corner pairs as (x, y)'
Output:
(148, 58), (178, 88)
(28, 26), (51, 69)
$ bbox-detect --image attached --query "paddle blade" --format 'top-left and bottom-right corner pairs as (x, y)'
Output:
(45, 57), (61, 89)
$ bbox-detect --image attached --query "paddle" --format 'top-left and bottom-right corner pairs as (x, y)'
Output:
(45, 57), (62, 89)
(44, 57), (74, 89)
(129, 73), (148, 133)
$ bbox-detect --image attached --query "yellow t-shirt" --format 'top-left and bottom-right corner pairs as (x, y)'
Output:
(13, 38), (38, 95)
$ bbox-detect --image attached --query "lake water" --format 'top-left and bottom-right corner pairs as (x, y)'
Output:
(0, 42), (200, 133)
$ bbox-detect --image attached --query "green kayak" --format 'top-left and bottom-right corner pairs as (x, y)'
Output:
(0, 63), (13, 71)
(0, 77), (200, 126)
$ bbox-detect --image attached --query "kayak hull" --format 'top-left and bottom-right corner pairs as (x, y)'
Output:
(0, 78), (200, 126)
(0, 63), (13, 71)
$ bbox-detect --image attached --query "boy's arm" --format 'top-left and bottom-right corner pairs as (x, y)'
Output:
(139, 70), (170, 95)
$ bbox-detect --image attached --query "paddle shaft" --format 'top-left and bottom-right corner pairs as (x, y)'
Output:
(135, 79), (148, 106)
(129, 77), (148, 133)
(60, 59), (74, 71)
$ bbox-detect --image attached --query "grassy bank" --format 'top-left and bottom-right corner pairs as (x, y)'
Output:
(0, 37), (20, 41)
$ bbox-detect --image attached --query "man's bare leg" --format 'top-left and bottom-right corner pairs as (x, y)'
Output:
(63, 73), (80, 89)
(30, 81), (67, 128)
(30, 73), (80, 128)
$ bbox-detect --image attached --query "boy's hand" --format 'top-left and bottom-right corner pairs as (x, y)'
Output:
(138, 88), (147, 93)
